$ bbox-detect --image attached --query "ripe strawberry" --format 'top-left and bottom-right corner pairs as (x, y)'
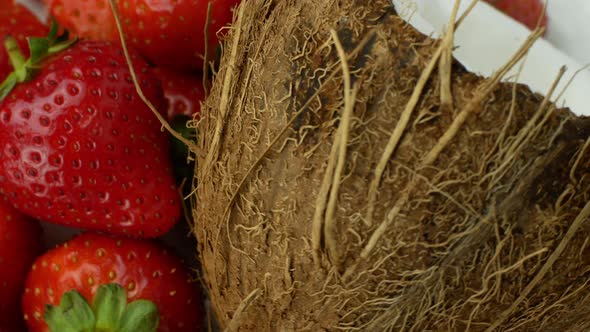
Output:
(0, 1), (49, 80)
(152, 68), (204, 121)
(0, 29), (181, 237)
(118, 0), (241, 69)
(43, 0), (118, 42)
(22, 233), (204, 332)
(44, 0), (240, 69)
(0, 201), (42, 332)
(486, 0), (548, 31)
(152, 68), (202, 197)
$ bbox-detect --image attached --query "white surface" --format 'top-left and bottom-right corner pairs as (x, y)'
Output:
(392, 0), (590, 116)
(545, 1), (590, 66)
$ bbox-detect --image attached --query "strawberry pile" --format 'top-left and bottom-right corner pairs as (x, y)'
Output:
(0, 0), (239, 331)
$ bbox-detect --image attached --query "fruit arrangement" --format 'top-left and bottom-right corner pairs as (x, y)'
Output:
(0, 0), (237, 330)
(1, 0), (589, 331)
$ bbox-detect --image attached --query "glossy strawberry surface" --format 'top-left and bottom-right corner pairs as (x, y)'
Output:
(44, 0), (240, 70)
(0, 40), (181, 237)
(118, 0), (240, 69)
(152, 67), (204, 121)
(22, 233), (204, 332)
(44, 0), (118, 41)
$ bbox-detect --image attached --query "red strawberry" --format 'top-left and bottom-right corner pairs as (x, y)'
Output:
(152, 67), (205, 121)
(117, 0), (241, 69)
(0, 201), (42, 331)
(22, 233), (204, 332)
(0, 1), (49, 80)
(0, 29), (181, 237)
(43, 0), (118, 41)
(45, 0), (241, 70)
(486, 0), (548, 31)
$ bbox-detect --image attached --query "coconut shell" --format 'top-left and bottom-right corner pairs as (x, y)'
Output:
(193, 0), (590, 331)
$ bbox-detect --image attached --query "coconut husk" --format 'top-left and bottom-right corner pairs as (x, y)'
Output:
(192, 0), (590, 331)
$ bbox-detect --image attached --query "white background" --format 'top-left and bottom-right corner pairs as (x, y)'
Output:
(392, 0), (590, 116)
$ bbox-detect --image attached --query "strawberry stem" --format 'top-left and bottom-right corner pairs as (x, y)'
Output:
(44, 283), (159, 332)
(44, 291), (96, 332)
(0, 20), (77, 102)
(4, 36), (25, 71)
(93, 284), (127, 330)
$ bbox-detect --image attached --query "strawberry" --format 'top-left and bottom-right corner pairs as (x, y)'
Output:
(0, 200), (42, 332)
(152, 68), (204, 121)
(0, 1), (49, 80)
(117, 0), (241, 69)
(151, 68), (202, 198)
(486, 0), (548, 31)
(43, 0), (118, 42)
(0, 26), (181, 237)
(45, 0), (241, 70)
(22, 233), (204, 332)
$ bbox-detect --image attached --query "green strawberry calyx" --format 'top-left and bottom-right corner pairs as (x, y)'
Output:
(0, 19), (77, 101)
(44, 283), (160, 332)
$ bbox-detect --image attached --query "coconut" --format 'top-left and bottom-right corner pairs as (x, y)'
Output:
(191, 0), (590, 330)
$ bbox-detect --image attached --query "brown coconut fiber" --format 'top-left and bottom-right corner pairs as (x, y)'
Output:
(191, 0), (590, 331)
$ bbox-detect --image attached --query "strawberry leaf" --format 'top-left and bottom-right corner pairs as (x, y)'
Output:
(93, 284), (127, 330)
(0, 20), (77, 102)
(43, 283), (159, 332)
(27, 37), (50, 64)
(47, 18), (59, 40)
(44, 290), (96, 332)
(118, 300), (160, 332)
